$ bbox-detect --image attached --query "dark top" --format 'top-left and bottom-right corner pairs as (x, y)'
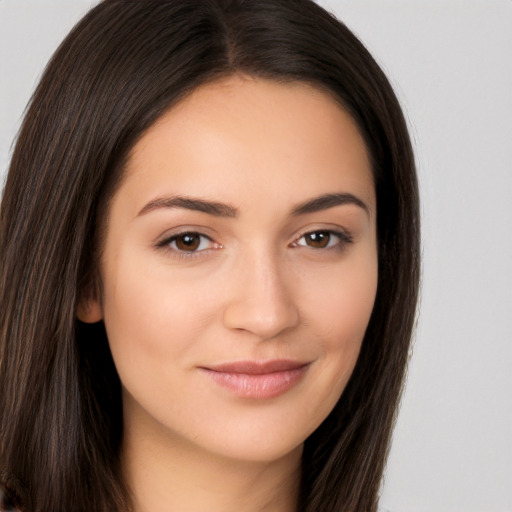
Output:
(0, 483), (22, 512)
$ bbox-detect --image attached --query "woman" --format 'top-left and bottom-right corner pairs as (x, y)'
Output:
(0, 1), (420, 511)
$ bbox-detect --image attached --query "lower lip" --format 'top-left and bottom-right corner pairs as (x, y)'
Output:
(200, 366), (309, 399)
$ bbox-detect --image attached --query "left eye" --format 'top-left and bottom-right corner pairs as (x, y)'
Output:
(166, 232), (213, 252)
(294, 230), (347, 249)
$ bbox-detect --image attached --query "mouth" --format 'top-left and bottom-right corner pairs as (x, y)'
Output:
(198, 359), (310, 399)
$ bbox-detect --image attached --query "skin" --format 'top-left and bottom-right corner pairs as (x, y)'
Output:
(79, 75), (378, 512)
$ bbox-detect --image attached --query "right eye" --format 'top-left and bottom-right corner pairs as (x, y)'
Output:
(166, 232), (212, 252)
(158, 231), (220, 256)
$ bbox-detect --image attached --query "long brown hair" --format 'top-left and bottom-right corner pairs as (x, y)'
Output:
(0, 1), (420, 511)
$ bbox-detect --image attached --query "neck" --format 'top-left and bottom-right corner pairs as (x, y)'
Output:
(122, 414), (302, 512)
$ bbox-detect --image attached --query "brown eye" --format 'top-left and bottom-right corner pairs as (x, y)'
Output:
(174, 233), (202, 251)
(294, 230), (351, 251)
(304, 231), (332, 248)
(157, 231), (220, 256)
(161, 232), (218, 255)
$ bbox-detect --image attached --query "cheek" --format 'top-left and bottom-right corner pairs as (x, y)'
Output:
(100, 248), (216, 377)
(322, 271), (377, 347)
(306, 244), (377, 342)
(301, 247), (378, 398)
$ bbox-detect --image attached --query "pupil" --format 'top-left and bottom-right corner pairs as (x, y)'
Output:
(307, 232), (329, 248)
(177, 234), (200, 251)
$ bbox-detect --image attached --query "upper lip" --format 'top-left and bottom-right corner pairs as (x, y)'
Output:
(202, 359), (309, 375)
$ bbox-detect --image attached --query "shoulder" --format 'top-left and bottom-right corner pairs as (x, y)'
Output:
(0, 472), (26, 512)
(1, 484), (23, 512)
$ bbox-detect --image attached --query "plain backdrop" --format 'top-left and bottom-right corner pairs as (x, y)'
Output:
(1, 1), (511, 511)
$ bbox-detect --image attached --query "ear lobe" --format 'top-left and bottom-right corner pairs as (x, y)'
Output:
(76, 297), (103, 323)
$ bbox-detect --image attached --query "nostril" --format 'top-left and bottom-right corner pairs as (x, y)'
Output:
(222, 291), (300, 339)
(221, 256), (300, 338)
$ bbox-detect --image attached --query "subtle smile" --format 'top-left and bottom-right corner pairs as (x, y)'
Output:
(199, 360), (311, 399)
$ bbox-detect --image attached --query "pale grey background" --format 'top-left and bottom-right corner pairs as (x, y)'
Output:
(1, 1), (511, 511)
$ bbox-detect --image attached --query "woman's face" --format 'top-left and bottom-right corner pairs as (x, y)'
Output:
(81, 76), (377, 463)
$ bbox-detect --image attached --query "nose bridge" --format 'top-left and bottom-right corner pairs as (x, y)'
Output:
(222, 244), (299, 339)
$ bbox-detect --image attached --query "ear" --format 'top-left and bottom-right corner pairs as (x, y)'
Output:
(76, 291), (103, 324)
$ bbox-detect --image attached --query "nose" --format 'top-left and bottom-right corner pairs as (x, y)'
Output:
(222, 251), (300, 340)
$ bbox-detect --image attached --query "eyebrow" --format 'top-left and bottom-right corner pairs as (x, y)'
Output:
(138, 195), (238, 218)
(137, 192), (369, 218)
(291, 193), (370, 216)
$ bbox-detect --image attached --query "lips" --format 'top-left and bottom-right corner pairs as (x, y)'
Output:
(199, 359), (310, 399)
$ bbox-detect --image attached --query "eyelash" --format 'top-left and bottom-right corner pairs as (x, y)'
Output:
(157, 232), (219, 259)
(157, 228), (353, 260)
(292, 229), (353, 250)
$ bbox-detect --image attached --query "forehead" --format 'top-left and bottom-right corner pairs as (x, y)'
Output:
(121, 75), (374, 216)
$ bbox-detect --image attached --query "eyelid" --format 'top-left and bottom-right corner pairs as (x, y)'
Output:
(156, 230), (222, 257)
(154, 225), (353, 259)
(290, 227), (353, 249)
